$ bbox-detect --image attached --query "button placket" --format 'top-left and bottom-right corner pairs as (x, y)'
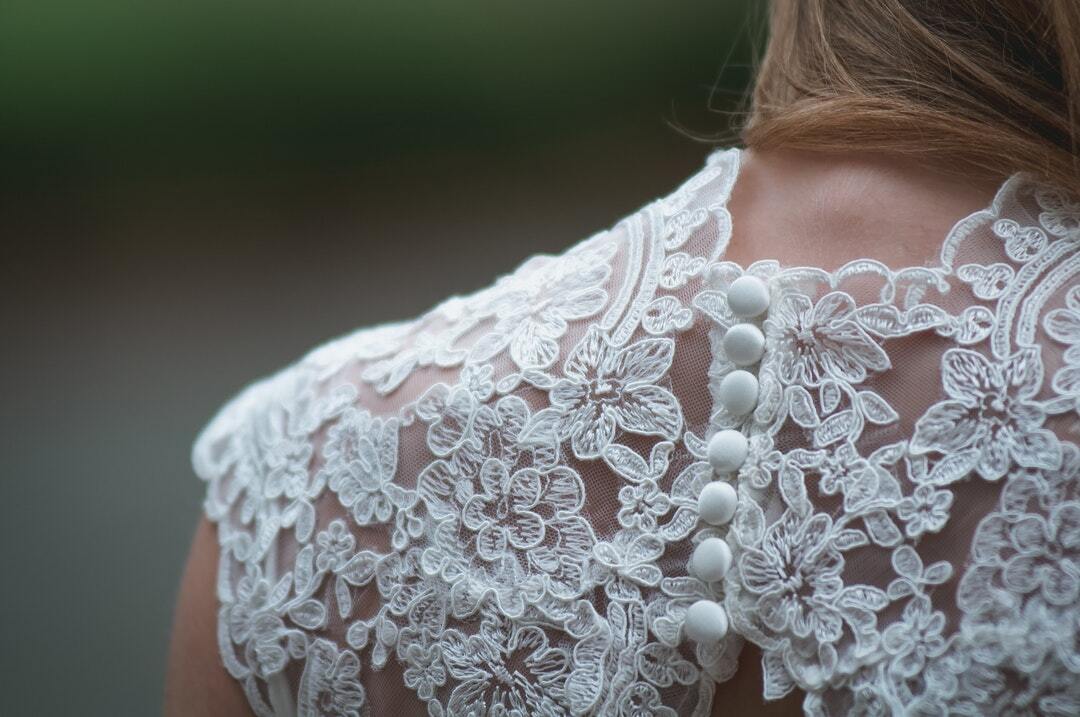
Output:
(684, 272), (772, 644)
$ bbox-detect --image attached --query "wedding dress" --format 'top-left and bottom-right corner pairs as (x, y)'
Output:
(192, 148), (1080, 716)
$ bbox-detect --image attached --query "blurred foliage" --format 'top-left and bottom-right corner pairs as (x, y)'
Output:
(0, 0), (760, 179)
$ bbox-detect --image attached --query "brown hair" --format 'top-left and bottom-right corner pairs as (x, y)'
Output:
(743, 0), (1080, 191)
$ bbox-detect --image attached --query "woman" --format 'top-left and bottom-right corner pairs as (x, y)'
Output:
(166, 1), (1080, 714)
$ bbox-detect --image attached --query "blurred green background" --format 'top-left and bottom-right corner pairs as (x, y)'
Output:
(0, 2), (759, 714)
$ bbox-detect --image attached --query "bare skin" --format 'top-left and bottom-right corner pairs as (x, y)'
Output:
(164, 150), (1005, 716)
(165, 519), (253, 717)
(725, 148), (1003, 271)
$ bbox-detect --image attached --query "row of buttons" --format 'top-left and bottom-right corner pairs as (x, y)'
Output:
(684, 275), (769, 645)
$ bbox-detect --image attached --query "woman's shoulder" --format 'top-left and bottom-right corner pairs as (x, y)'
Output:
(184, 145), (1080, 716)
(186, 148), (749, 716)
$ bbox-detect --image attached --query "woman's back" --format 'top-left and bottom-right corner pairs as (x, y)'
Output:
(173, 146), (1080, 715)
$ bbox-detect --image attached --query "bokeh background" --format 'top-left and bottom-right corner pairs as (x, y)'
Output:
(0, 2), (759, 713)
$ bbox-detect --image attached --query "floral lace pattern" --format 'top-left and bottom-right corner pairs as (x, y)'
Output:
(193, 148), (1079, 715)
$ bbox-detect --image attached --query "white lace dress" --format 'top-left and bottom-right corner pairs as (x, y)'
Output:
(192, 148), (1080, 716)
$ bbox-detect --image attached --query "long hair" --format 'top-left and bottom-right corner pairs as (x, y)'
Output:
(744, 0), (1080, 191)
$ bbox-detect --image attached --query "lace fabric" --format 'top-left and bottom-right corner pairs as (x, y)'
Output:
(192, 148), (1080, 716)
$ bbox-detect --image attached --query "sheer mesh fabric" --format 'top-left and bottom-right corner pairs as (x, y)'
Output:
(193, 148), (1080, 716)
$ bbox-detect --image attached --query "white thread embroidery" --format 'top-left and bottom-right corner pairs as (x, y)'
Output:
(193, 149), (1079, 715)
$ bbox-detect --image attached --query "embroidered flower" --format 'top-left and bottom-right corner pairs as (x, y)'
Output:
(297, 639), (366, 717)
(617, 682), (678, 717)
(261, 435), (316, 501)
(807, 441), (897, 511)
(1045, 285), (1080, 411)
(416, 392), (529, 519)
(617, 480), (673, 530)
(897, 485), (954, 538)
(591, 531), (665, 602)
(911, 348), (1062, 481)
(739, 433), (783, 490)
(816, 443), (866, 496)
(323, 409), (412, 526)
(524, 327), (682, 459)
(881, 597), (948, 678)
(424, 459), (595, 614)
(402, 643), (447, 701)
(440, 616), (571, 715)
(468, 248), (612, 370)
(766, 291), (890, 387)
(462, 459), (548, 561)
(459, 363), (496, 401)
(1036, 186), (1080, 241)
(315, 520), (356, 572)
(1001, 503), (1080, 605)
(739, 512), (846, 642)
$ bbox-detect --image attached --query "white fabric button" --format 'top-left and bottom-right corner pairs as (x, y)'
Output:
(718, 369), (759, 415)
(697, 481), (737, 525)
(707, 429), (749, 474)
(691, 537), (732, 582)
(722, 323), (765, 366)
(684, 599), (729, 643)
(727, 275), (770, 317)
